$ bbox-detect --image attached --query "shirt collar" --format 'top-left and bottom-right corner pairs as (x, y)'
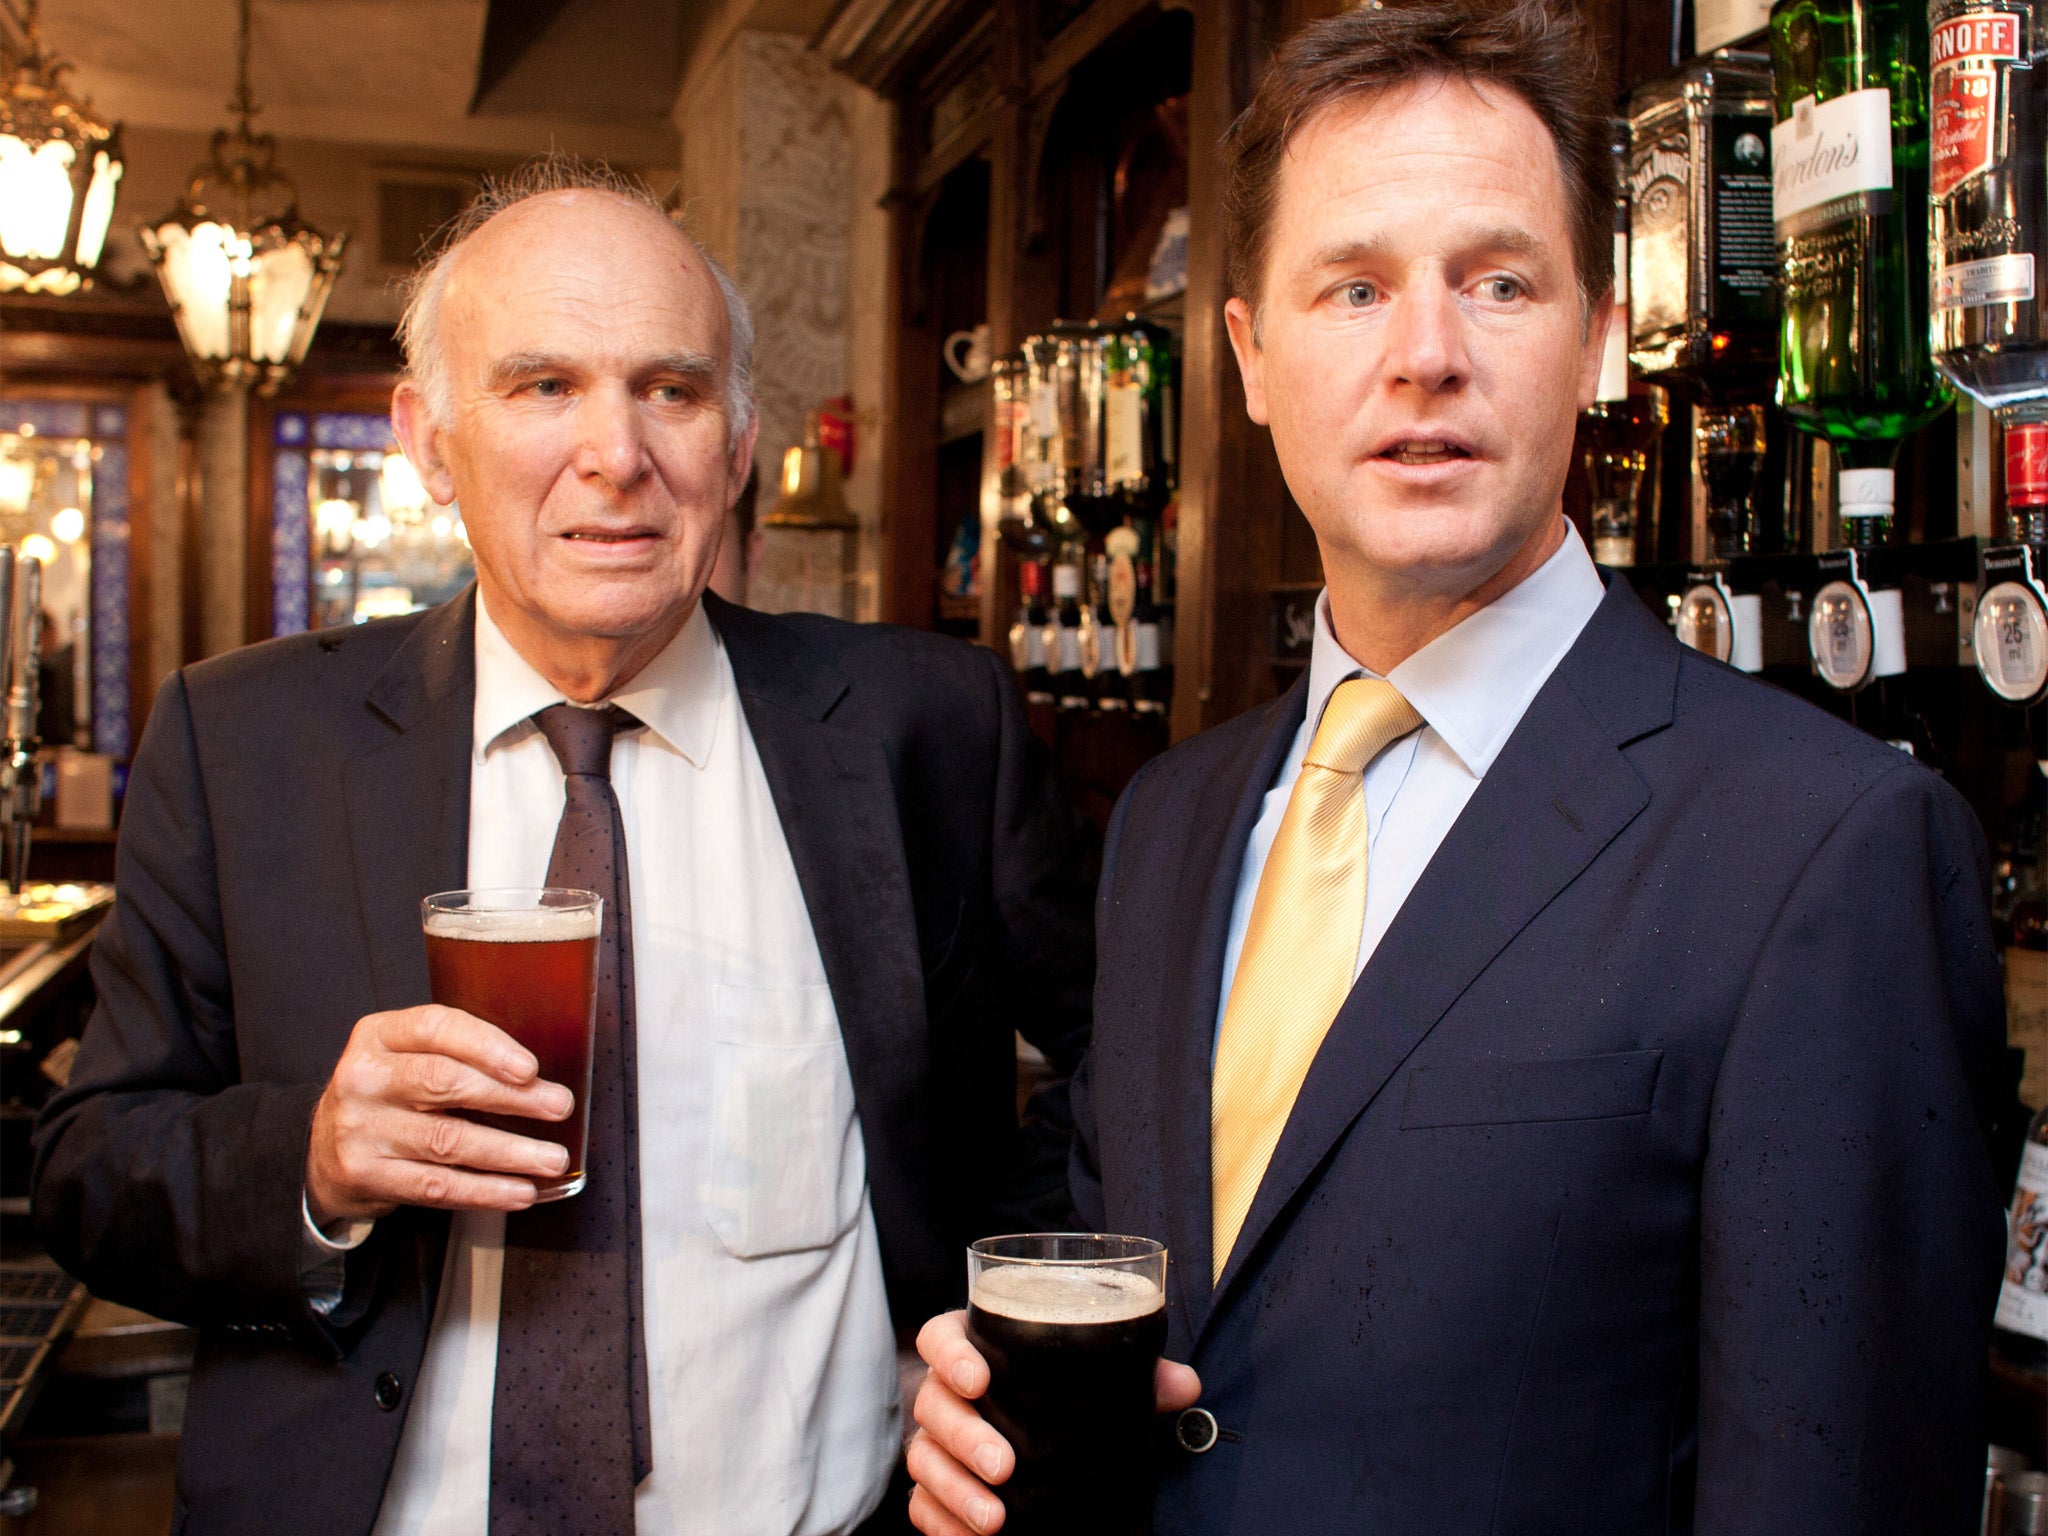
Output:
(1302, 518), (1606, 779)
(473, 592), (724, 770)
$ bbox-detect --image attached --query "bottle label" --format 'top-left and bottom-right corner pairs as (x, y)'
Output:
(1105, 380), (1145, 487)
(1997, 1142), (2048, 1342)
(1597, 231), (1630, 402)
(1934, 252), (2036, 309)
(1052, 562), (1081, 600)
(1628, 129), (1691, 341)
(1712, 120), (1777, 318)
(1772, 89), (1894, 240)
(2007, 422), (2048, 503)
(1931, 12), (2024, 197)
(1107, 549), (1138, 626)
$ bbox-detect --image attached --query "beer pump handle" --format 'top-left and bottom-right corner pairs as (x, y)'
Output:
(0, 545), (19, 720)
(4, 555), (42, 895)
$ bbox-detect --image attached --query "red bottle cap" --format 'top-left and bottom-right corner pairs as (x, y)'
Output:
(2008, 422), (2048, 506)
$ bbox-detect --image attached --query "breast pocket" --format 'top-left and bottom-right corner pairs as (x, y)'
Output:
(704, 981), (865, 1259)
(1399, 1049), (1663, 1129)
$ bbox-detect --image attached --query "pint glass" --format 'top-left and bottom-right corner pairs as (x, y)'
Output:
(420, 888), (601, 1200)
(964, 1233), (1169, 1536)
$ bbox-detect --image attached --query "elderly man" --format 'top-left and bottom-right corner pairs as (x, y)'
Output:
(33, 160), (1092, 1536)
(907, 3), (2006, 1534)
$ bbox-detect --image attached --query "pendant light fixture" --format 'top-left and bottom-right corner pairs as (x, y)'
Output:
(141, 0), (346, 394)
(0, 0), (124, 295)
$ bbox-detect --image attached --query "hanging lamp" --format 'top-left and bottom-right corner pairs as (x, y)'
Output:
(141, 0), (346, 394)
(0, 0), (124, 295)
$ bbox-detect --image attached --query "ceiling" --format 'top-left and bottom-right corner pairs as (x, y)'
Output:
(28, 0), (705, 162)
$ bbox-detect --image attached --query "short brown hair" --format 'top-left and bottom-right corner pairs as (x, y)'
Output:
(1223, 0), (1612, 324)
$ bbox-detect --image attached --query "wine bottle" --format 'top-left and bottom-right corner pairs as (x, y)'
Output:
(1768, 0), (1951, 540)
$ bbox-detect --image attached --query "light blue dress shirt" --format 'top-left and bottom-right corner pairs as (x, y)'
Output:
(1214, 519), (1608, 1041)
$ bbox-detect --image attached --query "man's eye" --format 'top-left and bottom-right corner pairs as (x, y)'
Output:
(1478, 276), (1525, 303)
(649, 383), (693, 404)
(528, 378), (568, 398)
(1337, 281), (1379, 308)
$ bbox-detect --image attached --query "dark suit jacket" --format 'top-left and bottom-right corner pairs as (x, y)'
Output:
(1073, 574), (2007, 1535)
(32, 590), (1094, 1535)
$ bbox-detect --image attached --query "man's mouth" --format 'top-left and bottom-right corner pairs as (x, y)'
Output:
(562, 530), (654, 543)
(1378, 440), (1472, 466)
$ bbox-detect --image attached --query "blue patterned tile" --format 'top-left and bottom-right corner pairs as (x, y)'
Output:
(311, 412), (397, 452)
(272, 449), (310, 636)
(91, 443), (129, 759)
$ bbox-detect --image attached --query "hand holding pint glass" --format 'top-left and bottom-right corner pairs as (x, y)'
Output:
(909, 1234), (1202, 1536)
(302, 889), (598, 1226)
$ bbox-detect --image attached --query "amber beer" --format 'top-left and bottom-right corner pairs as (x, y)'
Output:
(420, 889), (601, 1200)
(964, 1234), (1169, 1536)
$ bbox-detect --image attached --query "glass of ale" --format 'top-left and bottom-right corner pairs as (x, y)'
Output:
(964, 1233), (1169, 1536)
(420, 888), (601, 1201)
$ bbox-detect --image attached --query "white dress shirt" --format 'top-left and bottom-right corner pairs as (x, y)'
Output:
(1215, 520), (1607, 1035)
(314, 595), (898, 1535)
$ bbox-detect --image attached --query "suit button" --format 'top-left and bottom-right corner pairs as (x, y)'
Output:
(374, 1372), (402, 1411)
(1175, 1407), (1218, 1454)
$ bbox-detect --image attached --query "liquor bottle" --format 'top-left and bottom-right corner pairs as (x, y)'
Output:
(1009, 559), (1054, 706)
(2007, 415), (2048, 546)
(1580, 119), (1672, 566)
(1699, 402), (1768, 557)
(1929, 0), (2048, 418)
(1768, 0), (1951, 542)
(1627, 56), (1779, 399)
(1997, 1096), (2048, 1374)
(1997, 776), (2048, 1376)
(1048, 558), (1090, 711)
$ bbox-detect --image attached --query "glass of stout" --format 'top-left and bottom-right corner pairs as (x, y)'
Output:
(964, 1233), (1169, 1536)
(421, 888), (601, 1201)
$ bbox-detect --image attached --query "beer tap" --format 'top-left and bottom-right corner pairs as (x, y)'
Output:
(0, 549), (44, 895)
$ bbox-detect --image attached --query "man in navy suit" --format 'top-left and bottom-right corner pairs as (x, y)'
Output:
(903, 2), (2008, 1532)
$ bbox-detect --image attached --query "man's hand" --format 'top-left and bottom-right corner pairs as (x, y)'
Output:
(305, 1005), (574, 1226)
(905, 1309), (1201, 1536)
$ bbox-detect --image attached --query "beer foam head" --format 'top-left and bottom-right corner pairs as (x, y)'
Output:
(970, 1263), (1163, 1326)
(424, 904), (599, 942)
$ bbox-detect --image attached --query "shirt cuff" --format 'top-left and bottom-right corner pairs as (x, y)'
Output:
(299, 1194), (375, 1317)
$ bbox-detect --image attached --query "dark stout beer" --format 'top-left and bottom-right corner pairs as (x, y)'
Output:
(965, 1258), (1168, 1536)
(422, 891), (600, 1200)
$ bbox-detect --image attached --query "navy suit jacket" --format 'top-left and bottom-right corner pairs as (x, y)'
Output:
(1073, 574), (2007, 1534)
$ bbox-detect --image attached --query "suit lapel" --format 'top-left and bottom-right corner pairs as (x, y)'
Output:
(705, 598), (934, 1252)
(1204, 578), (1679, 1326)
(341, 590), (476, 1011)
(1155, 676), (1307, 1338)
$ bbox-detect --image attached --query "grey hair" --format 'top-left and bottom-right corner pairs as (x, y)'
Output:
(395, 154), (756, 448)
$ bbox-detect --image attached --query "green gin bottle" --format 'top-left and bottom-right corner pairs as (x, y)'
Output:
(1768, 0), (1951, 544)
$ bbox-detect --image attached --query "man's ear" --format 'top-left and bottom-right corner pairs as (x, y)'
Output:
(391, 382), (460, 507)
(1577, 287), (1617, 413)
(726, 410), (761, 510)
(1224, 297), (1271, 426)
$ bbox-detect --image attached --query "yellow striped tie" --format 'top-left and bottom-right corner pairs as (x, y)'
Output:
(1211, 676), (1424, 1280)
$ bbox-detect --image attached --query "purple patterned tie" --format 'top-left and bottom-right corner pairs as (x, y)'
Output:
(489, 703), (651, 1535)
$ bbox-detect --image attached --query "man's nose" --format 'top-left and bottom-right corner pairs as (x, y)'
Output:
(1382, 281), (1471, 394)
(575, 385), (651, 489)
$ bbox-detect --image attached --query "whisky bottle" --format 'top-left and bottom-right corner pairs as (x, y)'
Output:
(1768, 0), (1951, 538)
(1627, 55), (1779, 398)
(1580, 119), (1672, 565)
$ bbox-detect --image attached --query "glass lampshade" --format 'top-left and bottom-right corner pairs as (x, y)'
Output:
(0, 16), (124, 296)
(141, 162), (347, 394)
